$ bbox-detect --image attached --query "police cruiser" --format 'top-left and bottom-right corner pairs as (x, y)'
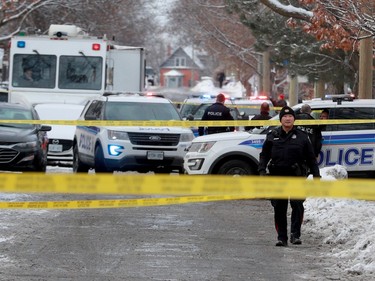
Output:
(73, 93), (194, 173)
(179, 95), (275, 136)
(184, 96), (375, 177)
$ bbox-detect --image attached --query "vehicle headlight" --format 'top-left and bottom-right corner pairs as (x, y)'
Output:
(107, 130), (129, 140)
(108, 145), (124, 156)
(14, 141), (38, 149)
(188, 141), (216, 153)
(180, 132), (195, 142)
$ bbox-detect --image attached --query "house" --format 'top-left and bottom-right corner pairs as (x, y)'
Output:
(159, 46), (206, 88)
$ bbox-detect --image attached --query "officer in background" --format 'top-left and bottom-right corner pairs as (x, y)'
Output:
(296, 104), (323, 158)
(258, 106), (320, 247)
(198, 93), (234, 136)
(245, 102), (272, 131)
(320, 109), (329, 120)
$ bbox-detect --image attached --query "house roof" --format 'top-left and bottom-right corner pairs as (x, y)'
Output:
(182, 46), (205, 69)
(159, 46), (205, 69)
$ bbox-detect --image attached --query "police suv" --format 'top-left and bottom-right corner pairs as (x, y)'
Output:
(179, 95), (275, 136)
(184, 97), (375, 177)
(73, 93), (195, 173)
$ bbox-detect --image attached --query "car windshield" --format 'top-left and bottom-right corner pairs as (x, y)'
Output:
(179, 103), (211, 120)
(12, 54), (57, 88)
(104, 101), (182, 121)
(250, 114), (280, 134)
(0, 107), (34, 128)
(236, 105), (276, 117)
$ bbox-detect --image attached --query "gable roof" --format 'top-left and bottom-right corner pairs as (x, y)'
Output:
(160, 46), (205, 69)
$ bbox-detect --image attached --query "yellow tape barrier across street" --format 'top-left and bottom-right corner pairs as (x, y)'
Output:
(0, 195), (250, 209)
(0, 119), (374, 127)
(1, 173), (375, 209)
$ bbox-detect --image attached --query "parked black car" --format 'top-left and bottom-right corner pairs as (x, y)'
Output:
(0, 103), (51, 172)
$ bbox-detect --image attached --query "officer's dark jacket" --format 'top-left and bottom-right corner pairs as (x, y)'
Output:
(258, 126), (320, 177)
(296, 113), (323, 157)
(198, 102), (234, 136)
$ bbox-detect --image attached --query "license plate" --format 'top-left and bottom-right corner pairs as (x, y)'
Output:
(147, 151), (164, 160)
(48, 144), (63, 152)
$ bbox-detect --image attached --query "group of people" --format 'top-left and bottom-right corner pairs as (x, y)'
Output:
(199, 94), (327, 247)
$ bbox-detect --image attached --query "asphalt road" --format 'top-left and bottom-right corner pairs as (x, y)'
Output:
(0, 167), (366, 280)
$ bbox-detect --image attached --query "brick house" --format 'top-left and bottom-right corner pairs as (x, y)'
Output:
(159, 46), (205, 88)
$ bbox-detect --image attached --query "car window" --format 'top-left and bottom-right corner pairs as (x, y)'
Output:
(326, 107), (375, 131)
(104, 102), (181, 121)
(180, 103), (211, 120)
(0, 107), (34, 128)
(234, 103), (276, 118)
(85, 100), (104, 120)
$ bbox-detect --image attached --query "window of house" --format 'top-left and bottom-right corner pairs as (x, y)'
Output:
(175, 57), (186, 67)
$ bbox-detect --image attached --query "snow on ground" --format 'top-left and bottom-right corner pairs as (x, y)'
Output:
(305, 165), (375, 276)
(0, 165), (374, 276)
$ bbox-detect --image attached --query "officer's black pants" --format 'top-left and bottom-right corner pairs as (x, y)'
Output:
(271, 199), (305, 242)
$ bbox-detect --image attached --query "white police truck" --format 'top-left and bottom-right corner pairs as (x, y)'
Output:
(8, 24), (145, 105)
(184, 97), (375, 177)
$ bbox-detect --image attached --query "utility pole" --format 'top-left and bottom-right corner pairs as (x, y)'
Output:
(262, 50), (270, 96)
(289, 74), (298, 106)
(358, 36), (373, 99)
(314, 79), (325, 98)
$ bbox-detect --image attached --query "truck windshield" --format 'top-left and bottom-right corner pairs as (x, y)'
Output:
(58, 56), (102, 90)
(12, 54), (57, 88)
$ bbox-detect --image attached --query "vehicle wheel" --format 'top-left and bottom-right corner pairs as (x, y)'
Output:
(73, 145), (90, 173)
(217, 160), (254, 175)
(94, 145), (111, 173)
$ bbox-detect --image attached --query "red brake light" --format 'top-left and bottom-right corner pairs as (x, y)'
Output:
(92, 43), (101, 51)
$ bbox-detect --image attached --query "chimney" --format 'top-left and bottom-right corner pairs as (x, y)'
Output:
(167, 44), (172, 56)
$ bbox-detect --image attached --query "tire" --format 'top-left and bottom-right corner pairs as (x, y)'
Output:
(73, 145), (90, 173)
(33, 151), (47, 172)
(217, 159), (254, 175)
(94, 145), (111, 173)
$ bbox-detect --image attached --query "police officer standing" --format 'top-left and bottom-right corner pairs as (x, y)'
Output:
(258, 106), (320, 247)
(198, 93), (234, 136)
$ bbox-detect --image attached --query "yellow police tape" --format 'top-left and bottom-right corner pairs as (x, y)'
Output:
(1, 173), (375, 209)
(0, 195), (250, 209)
(0, 119), (374, 127)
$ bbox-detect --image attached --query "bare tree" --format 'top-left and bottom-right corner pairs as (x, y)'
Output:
(169, 0), (259, 95)
(0, 0), (52, 41)
(258, 0), (375, 51)
(0, 0), (163, 71)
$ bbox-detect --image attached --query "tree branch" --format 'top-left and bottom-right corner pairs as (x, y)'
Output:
(259, 0), (313, 22)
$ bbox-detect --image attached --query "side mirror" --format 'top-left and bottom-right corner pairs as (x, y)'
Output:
(40, 125), (52, 132)
(238, 112), (248, 120)
(186, 114), (194, 121)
